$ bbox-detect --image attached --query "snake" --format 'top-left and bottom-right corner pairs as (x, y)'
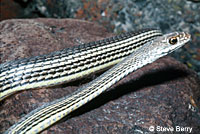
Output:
(0, 29), (161, 101)
(1, 29), (190, 134)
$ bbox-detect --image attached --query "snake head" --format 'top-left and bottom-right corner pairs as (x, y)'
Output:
(152, 31), (191, 56)
(166, 32), (191, 46)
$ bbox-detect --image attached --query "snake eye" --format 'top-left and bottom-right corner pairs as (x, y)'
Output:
(169, 37), (178, 45)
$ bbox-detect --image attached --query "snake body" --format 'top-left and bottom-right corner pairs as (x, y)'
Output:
(0, 29), (161, 101)
(2, 30), (190, 134)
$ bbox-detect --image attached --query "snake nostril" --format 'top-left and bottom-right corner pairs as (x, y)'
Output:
(185, 33), (191, 39)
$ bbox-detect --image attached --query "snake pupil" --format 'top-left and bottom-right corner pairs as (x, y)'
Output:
(169, 37), (178, 45)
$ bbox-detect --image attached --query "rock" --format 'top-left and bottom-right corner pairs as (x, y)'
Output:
(0, 0), (24, 21)
(188, 0), (200, 2)
(0, 19), (200, 134)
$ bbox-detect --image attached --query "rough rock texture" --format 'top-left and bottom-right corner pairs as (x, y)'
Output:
(0, 19), (200, 134)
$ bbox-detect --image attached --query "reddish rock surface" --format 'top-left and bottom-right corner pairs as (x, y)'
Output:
(0, 19), (200, 134)
(0, 0), (24, 21)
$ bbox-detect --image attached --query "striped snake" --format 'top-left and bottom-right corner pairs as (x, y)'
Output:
(1, 29), (190, 134)
(0, 29), (161, 101)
